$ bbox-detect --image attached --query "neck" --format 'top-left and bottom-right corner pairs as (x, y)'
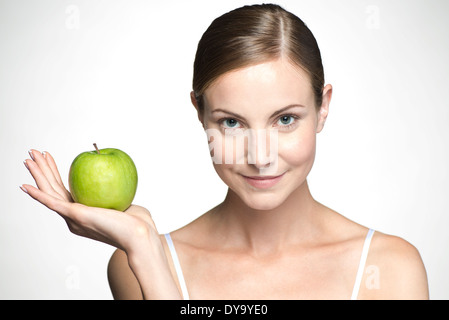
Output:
(212, 180), (320, 255)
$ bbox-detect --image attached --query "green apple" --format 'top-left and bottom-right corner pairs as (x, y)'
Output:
(68, 143), (138, 211)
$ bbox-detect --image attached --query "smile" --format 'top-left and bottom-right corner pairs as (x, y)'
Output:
(241, 172), (285, 189)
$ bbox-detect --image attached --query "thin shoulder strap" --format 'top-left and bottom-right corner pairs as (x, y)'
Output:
(164, 233), (190, 300)
(350, 228), (375, 300)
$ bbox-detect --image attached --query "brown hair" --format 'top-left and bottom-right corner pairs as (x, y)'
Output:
(192, 3), (325, 111)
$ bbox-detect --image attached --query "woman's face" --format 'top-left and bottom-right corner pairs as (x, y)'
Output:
(194, 58), (331, 210)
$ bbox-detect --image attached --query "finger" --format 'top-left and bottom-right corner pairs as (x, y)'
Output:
(42, 151), (64, 185)
(28, 150), (67, 200)
(21, 185), (130, 251)
(24, 158), (62, 199)
(43, 151), (73, 202)
(29, 149), (60, 189)
(20, 184), (70, 215)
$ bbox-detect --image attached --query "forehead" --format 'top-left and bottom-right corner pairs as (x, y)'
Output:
(203, 59), (314, 113)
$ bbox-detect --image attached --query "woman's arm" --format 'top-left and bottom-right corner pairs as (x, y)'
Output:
(359, 232), (429, 300)
(379, 235), (429, 299)
(21, 149), (181, 300)
(108, 249), (143, 299)
(108, 245), (181, 300)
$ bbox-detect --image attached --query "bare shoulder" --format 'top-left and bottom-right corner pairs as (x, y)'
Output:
(320, 205), (428, 299)
(107, 249), (143, 300)
(359, 231), (429, 299)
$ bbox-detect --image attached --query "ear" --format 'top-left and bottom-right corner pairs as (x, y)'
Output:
(190, 91), (205, 129)
(316, 84), (332, 133)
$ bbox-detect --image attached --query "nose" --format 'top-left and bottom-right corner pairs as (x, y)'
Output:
(247, 128), (278, 171)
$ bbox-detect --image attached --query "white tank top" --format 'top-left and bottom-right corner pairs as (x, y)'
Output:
(164, 228), (375, 300)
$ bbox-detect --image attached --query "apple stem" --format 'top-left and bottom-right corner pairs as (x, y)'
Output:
(93, 143), (100, 154)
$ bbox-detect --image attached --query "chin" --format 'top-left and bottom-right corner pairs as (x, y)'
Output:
(240, 191), (287, 211)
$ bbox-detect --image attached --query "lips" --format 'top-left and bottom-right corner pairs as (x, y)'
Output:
(241, 172), (285, 189)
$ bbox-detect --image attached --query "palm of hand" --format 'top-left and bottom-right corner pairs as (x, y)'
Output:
(21, 149), (156, 252)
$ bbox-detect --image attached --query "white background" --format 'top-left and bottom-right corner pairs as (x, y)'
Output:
(1, 0), (448, 299)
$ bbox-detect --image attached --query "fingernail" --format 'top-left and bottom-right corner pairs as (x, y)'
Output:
(23, 160), (29, 170)
(28, 150), (35, 161)
(20, 185), (28, 193)
(42, 151), (47, 159)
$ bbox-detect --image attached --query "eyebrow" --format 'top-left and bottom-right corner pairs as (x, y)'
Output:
(211, 104), (306, 120)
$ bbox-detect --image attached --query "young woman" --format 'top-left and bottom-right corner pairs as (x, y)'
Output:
(21, 4), (428, 299)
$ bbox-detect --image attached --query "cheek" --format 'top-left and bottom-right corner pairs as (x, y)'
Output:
(206, 129), (239, 165)
(280, 126), (317, 168)
(206, 130), (241, 181)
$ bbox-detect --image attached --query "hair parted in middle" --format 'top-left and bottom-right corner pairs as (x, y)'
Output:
(192, 3), (325, 112)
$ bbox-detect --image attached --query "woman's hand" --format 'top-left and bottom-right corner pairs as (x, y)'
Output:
(21, 149), (181, 299)
(20, 149), (158, 252)
(21, 149), (161, 251)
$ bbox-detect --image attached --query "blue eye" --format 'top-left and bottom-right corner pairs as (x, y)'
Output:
(223, 118), (240, 128)
(278, 115), (294, 126)
(276, 114), (300, 130)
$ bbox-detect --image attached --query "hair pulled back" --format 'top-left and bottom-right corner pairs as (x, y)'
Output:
(192, 3), (325, 111)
